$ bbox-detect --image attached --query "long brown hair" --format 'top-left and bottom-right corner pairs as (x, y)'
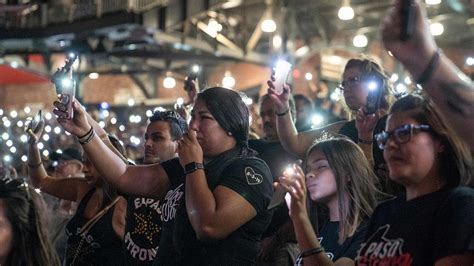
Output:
(306, 136), (384, 243)
(0, 178), (60, 266)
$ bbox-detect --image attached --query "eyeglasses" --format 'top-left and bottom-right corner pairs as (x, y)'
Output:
(338, 76), (361, 91)
(375, 124), (431, 149)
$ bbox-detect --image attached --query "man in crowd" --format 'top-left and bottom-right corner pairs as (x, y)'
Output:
(120, 110), (188, 265)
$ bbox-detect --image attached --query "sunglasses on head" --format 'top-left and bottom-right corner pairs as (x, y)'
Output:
(0, 177), (32, 200)
(375, 124), (432, 150)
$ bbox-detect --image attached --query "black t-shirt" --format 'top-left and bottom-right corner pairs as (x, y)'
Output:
(122, 196), (162, 265)
(153, 158), (185, 266)
(356, 186), (474, 266)
(318, 221), (367, 261)
(65, 188), (123, 266)
(157, 148), (273, 265)
(249, 139), (299, 238)
(248, 139), (298, 182)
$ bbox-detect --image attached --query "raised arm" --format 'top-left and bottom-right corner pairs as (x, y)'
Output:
(26, 118), (89, 202)
(268, 81), (345, 158)
(382, 0), (474, 149)
(54, 101), (170, 199)
(84, 109), (129, 163)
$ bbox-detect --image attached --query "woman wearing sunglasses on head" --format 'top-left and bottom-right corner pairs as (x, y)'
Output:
(276, 136), (385, 265)
(356, 94), (474, 265)
(0, 177), (60, 266)
(268, 58), (399, 195)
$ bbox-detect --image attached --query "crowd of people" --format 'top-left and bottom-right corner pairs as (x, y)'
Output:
(1, 1), (473, 265)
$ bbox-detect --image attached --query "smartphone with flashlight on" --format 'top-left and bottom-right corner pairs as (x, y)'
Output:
(184, 65), (200, 92)
(273, 60), (292, 95)
(365, 78), (383, 114)
(400, 0), (415, 41)
(267, 163), (297, 210)
(51, 53), (78, 119)
(24, 110), (43, 134)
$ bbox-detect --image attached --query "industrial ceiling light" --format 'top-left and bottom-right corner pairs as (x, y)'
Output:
(430, 22), (444, 36)
(207, 18), (223, 38)
(88, 72), (99, 79)
(163, 73), (176, 89)
(273, 35), (282, 49)
(222, 71), (236, 88)
(353, 34), (368, 47)
(425, 0), (441, 5)
(338, 0), (354, 20)
(295, 46), (309, 57)
(466, 57), (474, 66)
(261, 19), (277, 33)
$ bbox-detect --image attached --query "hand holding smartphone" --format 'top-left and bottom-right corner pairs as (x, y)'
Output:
(51, 54), (78, 119)
(400, 0), (415, 41)
(365, 78), (383, 114)
(25, 110), (44, 144)
(273, 60), (292, 95)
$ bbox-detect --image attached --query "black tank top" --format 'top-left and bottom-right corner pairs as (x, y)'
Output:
(122, 196), (162, 265)
(64, 188), (122, 266)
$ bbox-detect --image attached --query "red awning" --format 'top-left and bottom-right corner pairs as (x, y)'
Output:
(0, 64), (50, 85)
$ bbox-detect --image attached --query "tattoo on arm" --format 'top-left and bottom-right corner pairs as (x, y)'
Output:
(439, 81), (474, 117)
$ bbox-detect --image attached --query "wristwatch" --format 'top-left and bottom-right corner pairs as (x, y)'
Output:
(184, 162), (204, 175)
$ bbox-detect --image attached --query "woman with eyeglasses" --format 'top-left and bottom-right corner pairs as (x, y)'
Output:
(53, 87), (273, 265)
(276, 136), (385, 265)
(382, 0), (474, 151)
(268, 58), (399, 194)
(356, 94), (474, 265)
(0, 177), (60, 266)
(27, 116), (128, 265)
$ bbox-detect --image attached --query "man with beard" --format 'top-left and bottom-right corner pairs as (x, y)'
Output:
(249, 94), (300, 266)
(120, 110), (188, 265)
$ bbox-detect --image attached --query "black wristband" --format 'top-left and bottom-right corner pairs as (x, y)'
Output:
(416, 49), (441, 85)
(358, 138), (373, 144)
(275, 108), (290, 117)
(28, 161), (43, 168)
(78, 129), (95, 145)
(78, 126), (93, 139)
(299, 246), (325, 258)
(184, 162), (204, 175)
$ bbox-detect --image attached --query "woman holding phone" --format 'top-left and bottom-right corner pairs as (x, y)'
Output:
(27, 118), (127, 265)
(53, 87), (274, 265)
(277, 136), (385, 265)
(268, 58), (397, 194)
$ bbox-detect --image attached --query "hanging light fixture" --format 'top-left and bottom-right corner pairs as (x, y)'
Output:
(338, 0), (354, 20)
(430, 22), (444, 36)
(353, 34), (368, 48)
(261, 19), (277, 33)
(222, 71), (236, 88)
(425, 0), (441, 5)
(163, 72), (176, 89)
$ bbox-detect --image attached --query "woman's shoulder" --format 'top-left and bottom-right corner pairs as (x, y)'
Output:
(438, 186), (474, 211)
(226, 156), (272, 174)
